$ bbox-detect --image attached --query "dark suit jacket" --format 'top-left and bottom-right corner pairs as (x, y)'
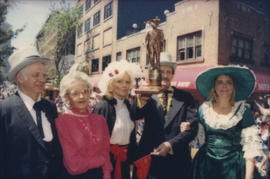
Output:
(152, 87), (198, 179)
(131, 98), (165, 160)
(0, 93), (64, 179)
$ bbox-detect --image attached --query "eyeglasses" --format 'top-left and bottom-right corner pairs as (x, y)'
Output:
(68, 89), (89, 98)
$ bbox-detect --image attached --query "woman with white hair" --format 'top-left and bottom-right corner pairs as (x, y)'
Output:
(93, 60), (164, 179)
(55, 71), (112, 179)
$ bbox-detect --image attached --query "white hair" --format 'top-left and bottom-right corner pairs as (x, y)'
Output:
(20, 68), (28, 80)
(59, 71), (92, 104)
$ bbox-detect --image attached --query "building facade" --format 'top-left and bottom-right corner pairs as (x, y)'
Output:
(75, 0), (270, 97)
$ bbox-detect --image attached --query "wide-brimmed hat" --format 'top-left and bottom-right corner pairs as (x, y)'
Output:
(160, 52), (177, 71)
(196, 65), (256, 101)
(98, 60), (143, 94)
(7, 47), (50, 83)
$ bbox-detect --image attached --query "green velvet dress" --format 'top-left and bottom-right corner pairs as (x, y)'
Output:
(192, 101), (263, 179)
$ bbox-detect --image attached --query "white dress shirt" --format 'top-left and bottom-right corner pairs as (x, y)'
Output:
(18, 90), (53, 142)
(110, 98), (134, 145)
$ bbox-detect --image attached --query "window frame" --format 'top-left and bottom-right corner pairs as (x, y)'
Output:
(91, 58), (99, 73)
(85, 0), (91, 11)
(126, 47), (140, 63)
(116, 52), (122, 61)
(262, 45), (270, 67)
(176, 31), (202, 63)
(77, 23), (83, 38)
(79, 5), (83, 18)
(230, 33), (253, 63)
(102, 55), (111, 71)
(104, 1), (113, 20)
(93, 10), (101, 27)
(84, 18), (91, 33)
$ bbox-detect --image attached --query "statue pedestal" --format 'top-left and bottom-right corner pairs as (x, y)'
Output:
(135, 85), (164, 95)
(135, 69), (164, 95)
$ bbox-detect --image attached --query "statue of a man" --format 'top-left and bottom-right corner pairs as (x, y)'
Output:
(145, 17), (164, 70)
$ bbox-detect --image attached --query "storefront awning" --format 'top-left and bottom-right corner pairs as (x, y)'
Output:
(253, 71), (270, 93)
(171, 66), (270, 94)
(171, 66), (213, 90)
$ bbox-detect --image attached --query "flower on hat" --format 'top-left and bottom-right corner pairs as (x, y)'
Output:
(108, 69), (120, 78)
(98, 60), (143, 94)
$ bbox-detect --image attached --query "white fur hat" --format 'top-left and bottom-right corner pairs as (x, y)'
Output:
(160, 52), (177, 71)
(98, 60), (143, 94)
(7, 46), (49, 83)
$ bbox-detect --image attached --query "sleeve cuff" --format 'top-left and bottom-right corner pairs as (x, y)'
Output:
(103, 170), (111, 179)
(164, 142), (173, 155)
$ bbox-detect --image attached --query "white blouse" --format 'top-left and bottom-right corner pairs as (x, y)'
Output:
(110, 98), (135, 145)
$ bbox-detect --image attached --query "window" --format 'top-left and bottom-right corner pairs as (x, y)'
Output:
(94, 0), (100, 4)
(102, 55), (111, 71)
(262, 46), (270, 66)
(104, 2), (112, 20)
(77, 44), (83, 57)
(93, 34), (100, 50)
(77, 23), (83, 37)
(85, 0), (91, 11)
(103, 28), (112, 46)
(177, 31), (202, 62)
(84, 18), (90, 32)
(79, 5), (83, 18)
(93, 11), (100, 26)
(116, 52), (122, 61)
(127, 47), (140, 63)
(91, 58), (99, 73)
(84, 38), (91, 53)
(231, 34), (253, 62)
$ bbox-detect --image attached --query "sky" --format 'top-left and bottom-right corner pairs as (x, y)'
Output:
(6, 0), (76, 49)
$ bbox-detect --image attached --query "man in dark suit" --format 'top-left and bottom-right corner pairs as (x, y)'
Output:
(150, 52), (198, 179)
(0, 47), (64, 179)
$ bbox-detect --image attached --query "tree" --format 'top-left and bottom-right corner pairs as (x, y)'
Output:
(36, 0), (80, 86)
(0, 0), (24, 81)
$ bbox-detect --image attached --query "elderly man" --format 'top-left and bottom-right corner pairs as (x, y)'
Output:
(0, 47), (64, 179)
(149, 52), (198, 179)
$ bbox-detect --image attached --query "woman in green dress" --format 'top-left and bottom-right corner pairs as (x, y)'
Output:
(192, 66), (264, 179)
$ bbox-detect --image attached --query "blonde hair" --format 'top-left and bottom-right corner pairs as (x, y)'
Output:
(209, 74), (236, 106)
(105, 71), (132, 100)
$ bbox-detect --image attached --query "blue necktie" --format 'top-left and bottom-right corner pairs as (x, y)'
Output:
(33, 101), (44, 138)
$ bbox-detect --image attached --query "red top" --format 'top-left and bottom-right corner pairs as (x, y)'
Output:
(56, 107), (112, 179)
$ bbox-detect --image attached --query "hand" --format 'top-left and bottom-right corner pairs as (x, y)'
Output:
(180, 122), (191, 132)
(151, 143), (170, 157)
(137, 94), (151, 107)
(258, 155), (268, 171)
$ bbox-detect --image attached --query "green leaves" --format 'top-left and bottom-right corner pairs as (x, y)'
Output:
(36, 0), (80, 86)
(0, 0), (24, 81)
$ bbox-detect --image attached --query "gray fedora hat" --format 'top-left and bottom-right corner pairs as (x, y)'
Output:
(160, 52), (177, 71)
(7, 47), (50, 83)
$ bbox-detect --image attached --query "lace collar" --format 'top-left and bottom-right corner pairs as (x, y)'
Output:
(201, 100), (246, 130)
